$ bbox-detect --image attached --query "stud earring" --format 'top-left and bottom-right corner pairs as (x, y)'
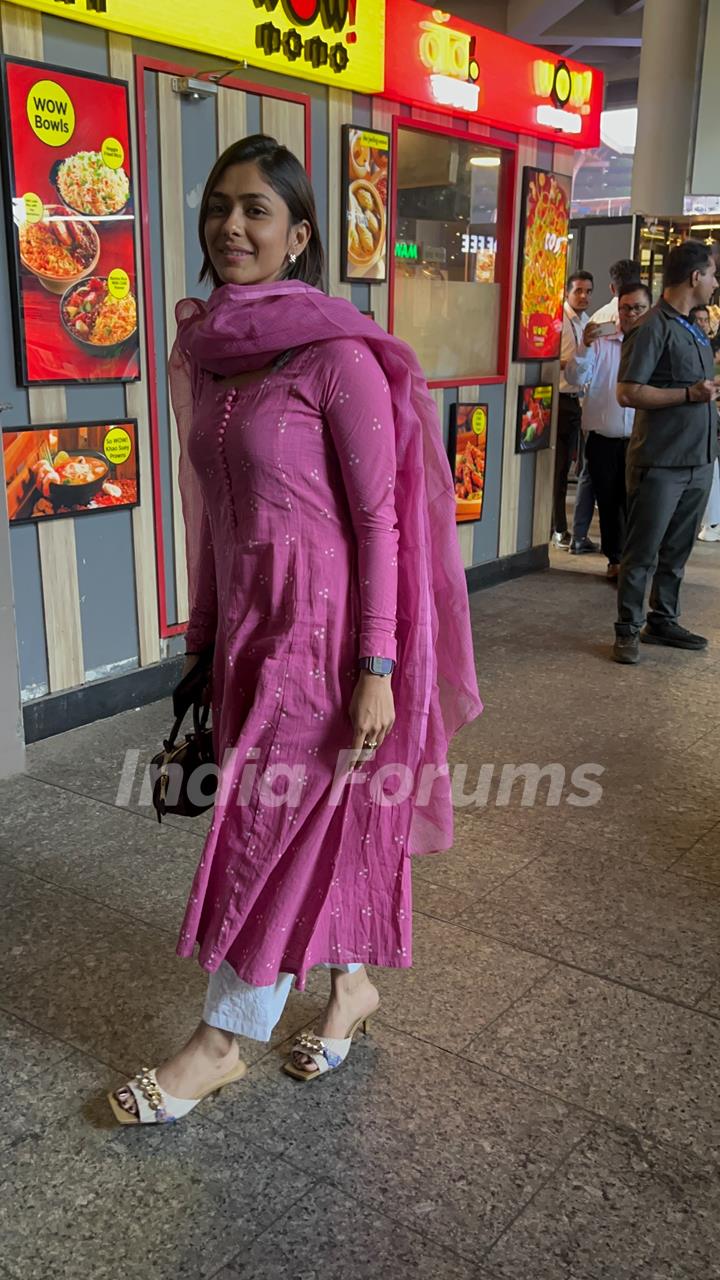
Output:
(289, 252), (297, 264)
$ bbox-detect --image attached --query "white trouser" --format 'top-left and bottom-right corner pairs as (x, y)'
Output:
(703, 459), (720, 527)
(203, 961), (363, 1042)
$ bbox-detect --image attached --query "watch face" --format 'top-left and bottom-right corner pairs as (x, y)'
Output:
(370, 657), (394, 675)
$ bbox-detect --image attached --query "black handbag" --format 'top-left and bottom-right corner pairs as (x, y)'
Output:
(151, 650), (216, 823)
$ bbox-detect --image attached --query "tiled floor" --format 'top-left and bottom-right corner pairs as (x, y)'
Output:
(2, 540), (720, 1279)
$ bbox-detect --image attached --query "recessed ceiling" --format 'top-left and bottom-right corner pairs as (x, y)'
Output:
(446, 0), (644, 103)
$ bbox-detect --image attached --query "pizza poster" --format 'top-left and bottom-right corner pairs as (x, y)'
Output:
(3, 419), (140, 523)
(1, 57), (139, 385)
(514, 168), (571, 361)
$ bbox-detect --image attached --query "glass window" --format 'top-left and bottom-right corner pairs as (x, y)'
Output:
(392, 128), (509, 382)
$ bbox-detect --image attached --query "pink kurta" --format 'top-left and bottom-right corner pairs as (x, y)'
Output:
(172, 283), (481, 989)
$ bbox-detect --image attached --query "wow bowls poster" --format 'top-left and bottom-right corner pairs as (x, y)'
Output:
(1, 58), (140, 385)
(3, 419), (140, 523)
(341, 125), (390, 283)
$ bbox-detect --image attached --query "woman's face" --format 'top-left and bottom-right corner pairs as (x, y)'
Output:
(203, 160), (310, 287)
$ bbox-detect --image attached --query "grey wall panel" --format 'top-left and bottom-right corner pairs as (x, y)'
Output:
(516, 450), (536, 552)
(472, 383), (504, 564)
(75, 510), (139, 676)
(40, 14), (108, 75)
(9, 524), (48, 699)
(143, 70), (177, 625)
(351, 95), (372, 129)
(245, 94), (261, 137)
(64, 385), (127, 422)
(442, 387), (457, 449)
(181, 93), (216, 297)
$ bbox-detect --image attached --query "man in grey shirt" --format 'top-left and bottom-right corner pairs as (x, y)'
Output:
(613, 240), (719, 664)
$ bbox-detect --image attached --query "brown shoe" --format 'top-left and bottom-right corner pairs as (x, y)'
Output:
(606, 564), (619, 582)
(612, 633), (640, 664)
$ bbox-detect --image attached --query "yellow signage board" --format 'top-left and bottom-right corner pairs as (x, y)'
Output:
(3, 0), (386, 94)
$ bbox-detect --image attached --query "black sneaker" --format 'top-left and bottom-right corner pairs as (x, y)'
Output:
(612, 634), (640, 664)
(570, 536), (599, 554)
(552, 531), (572, 548)
(640, 623), (708, 650)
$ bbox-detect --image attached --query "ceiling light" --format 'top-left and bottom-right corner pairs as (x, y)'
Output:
(470, 156), (501, 167)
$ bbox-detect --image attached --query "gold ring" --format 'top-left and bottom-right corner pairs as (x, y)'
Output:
(365, 740), (379, 749)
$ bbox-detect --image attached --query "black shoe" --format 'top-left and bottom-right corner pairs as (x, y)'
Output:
(570, 536), (599, 554)
(640, 623), (708, 650)
(612, 633), (640, 664)
(552, 531), (572, 548)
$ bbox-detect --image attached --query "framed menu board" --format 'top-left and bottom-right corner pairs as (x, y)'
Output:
(3, 419), (140, 523)
(513, 167), (571, 362)
(516, 384), (553, 453)
(1, 57), (140, 385)
(448, 403), (488, 524)
(341, 125), (390, 283)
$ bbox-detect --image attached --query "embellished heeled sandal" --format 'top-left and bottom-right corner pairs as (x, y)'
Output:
(283, 1013), (373, 1082)
(107, 1060), (247, 1126)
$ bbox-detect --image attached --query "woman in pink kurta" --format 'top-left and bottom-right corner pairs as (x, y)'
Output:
(109, 135), (480, 1126)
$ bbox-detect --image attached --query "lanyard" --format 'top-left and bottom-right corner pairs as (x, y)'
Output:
(674, 315), (711, 347)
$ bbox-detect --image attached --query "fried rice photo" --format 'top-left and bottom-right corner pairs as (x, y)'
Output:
(56, 151), (130, 216)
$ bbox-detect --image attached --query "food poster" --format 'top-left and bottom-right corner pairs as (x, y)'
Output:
(342, 126), (390, 283)
(517, 384), (553, 453)
(449, 403), (487, 523)
(1, 58), (139, 385)
(3, 420), (139, 522)
(514, 167), (571, 361)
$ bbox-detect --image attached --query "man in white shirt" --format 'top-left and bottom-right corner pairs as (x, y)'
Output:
(589, 257), (642, 326)
(553, 271), (594, 546)
(565, 282), (652, 578)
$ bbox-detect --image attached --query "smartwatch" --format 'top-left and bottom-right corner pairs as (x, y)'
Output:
(358, 656), (396, 676)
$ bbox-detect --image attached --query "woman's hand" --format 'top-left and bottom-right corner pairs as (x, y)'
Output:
(347, 671), (395, 771)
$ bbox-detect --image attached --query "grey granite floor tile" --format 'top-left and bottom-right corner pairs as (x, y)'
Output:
(669, 822), (720, 886)
(412, 809), (552, 900)
(486, 1125), (720, 1280)
(217, 1183), (481, 1279)
(0, 880), (147, 983)
(368, 912), (553, 1050)
(212, 1021), (592, 1260)
(469, 967), (720, 1160)
(0, 774), (202, 930)
(455, 845), (720, 1003)
(696, 980), (720, 1018)
(0, 859), (50, 908)
(0, 1107), (310, 1280)
(0, 1047), (123, 1154)
(0, 1006), (74, 1080)
(0, 915), (326, 1075)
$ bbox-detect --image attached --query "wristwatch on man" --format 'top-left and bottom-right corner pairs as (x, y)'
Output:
(358, 656), (396, 676)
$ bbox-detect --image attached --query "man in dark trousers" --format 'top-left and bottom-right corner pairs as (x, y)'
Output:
(553, 271), (594, 546)
(613, 240), (719, 664)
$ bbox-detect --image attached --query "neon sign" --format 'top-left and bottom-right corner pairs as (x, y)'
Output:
(418, 9), (480, 112)
(384, 0), (601, 149)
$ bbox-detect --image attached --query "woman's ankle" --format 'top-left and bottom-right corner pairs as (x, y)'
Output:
(194, 1022), (237, 1059)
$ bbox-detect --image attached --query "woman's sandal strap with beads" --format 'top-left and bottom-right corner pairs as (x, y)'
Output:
(283, 1014), (371, 1082)
(107, 1060), (247, 1126)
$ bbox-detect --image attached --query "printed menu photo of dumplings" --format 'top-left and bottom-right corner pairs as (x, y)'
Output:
(2, 58), (139, 385)
(342, 126), (390, 283)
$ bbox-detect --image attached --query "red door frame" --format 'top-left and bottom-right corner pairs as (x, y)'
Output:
(388, 114), (518, 390)
(134, 55), (312, 638)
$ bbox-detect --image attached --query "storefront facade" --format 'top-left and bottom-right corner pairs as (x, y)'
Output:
(0, 0), (601, 752)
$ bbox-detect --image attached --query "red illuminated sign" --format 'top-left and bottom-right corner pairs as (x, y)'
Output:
(384, 1), (602, 149)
